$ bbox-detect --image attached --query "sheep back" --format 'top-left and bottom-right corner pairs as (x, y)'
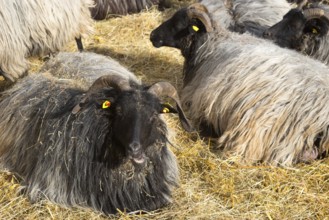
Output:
(91, 0), (165, 20)
(232, 0), (291, 36)
(199, 0), (291, 36)
(40, 52), (139, 88)
(182, 31), (329, 166)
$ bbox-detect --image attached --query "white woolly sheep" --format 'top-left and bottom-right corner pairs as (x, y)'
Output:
(0, 0), (94, 82)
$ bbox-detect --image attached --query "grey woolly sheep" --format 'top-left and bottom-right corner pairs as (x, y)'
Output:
(40, 52), (138, 86)
(0, 52), (192, 214)
(90, 0), (171, 20)
(150, 3), (329, 166)
(199, 0), (291, 37)
(0, 0), (94, 82)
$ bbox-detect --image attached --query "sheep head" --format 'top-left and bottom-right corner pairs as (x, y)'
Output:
(150, 3), (214, 50)
(263, 5), (329, 50)
(73, 75), (193, 165)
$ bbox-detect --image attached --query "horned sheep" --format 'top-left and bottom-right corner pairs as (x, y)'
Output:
(150, 3), (329, 166)
(0, 52), (192, 214)
(0, 0), (94, 82)
(263, 2), (329, 66)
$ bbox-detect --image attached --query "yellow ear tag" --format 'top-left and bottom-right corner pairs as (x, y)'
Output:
(102, 100), (111, 109)
(312, 28), (318, 34)
(162, 107), (170, 113)
(192, 25), (199, 32)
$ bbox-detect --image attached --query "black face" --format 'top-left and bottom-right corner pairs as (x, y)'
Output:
(107, 90), (169, 165)
(263, 9), (306, 48)
(150, 8), (206, 49)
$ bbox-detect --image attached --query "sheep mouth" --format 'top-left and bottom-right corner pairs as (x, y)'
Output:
(151, 40), (163, 48)
(130, 153), (146, 164)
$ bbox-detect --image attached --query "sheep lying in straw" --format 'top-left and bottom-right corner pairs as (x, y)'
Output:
(199, 0), (291, 37)
(150, 3), (329, 166)
(90, 0), (171, 20)
(0, 52), (192, 214)
(40, 52), (137, 85)
(263, 1), (329, 66)
(0, 0), (94, 82)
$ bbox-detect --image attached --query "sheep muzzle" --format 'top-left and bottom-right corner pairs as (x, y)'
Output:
(128, 141), (145, 164)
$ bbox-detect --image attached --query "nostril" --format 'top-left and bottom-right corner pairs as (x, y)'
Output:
(263, 31), (271, 38)
(129, 142), (141, 152)
(150, 31), (156, 41)
(150, 32), (164, 47)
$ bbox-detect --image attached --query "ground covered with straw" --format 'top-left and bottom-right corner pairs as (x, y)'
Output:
(1, 1), (329, 219)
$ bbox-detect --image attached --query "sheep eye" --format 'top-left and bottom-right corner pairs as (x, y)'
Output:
(116, 106), (123, 116)
(191, 25), (200, 32)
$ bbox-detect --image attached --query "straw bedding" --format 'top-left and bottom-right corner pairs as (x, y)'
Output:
(1, 0), (329, 219)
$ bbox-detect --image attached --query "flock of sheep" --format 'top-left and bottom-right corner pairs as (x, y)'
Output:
(0, 0), (329, 216)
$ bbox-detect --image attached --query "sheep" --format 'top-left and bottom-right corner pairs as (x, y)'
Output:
(198, 0), (291, 37)
(0, 52), (193, 215)
(150, 3), (329, 166)
(39, 52), (138, 86)
(0, 0), (94, 82)
(263, 2), (329, 66)
(90, 0), (171, 20)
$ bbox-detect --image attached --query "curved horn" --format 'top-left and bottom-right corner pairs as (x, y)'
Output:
(148, 82), (194, 132)
(186, 3), (214, 32)
(72, 75), (130, 114)
(297, 0), (308, 10)
(303, 8), (329, 22)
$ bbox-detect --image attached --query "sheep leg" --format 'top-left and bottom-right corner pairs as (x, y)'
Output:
(300, 147), (318, 162)
(0, 68), (15, 82)
(75, 37), (84, 52)
(199, 120), (221, 138)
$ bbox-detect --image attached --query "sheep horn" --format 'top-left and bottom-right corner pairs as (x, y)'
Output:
(186, 3), (214, 32)
(297, 0), (308, 10)
(148, 82), (194, 132)
(303, 8), (329, 22)
(72, 75), (130, 114)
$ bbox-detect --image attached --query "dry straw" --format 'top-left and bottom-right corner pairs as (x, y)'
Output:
(1, 0), (329, 219)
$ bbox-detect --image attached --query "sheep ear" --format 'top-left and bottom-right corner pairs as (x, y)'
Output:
(148, 82), (194, 132)
(304, 19), (329, 36)
(97, 96), (116, 110)
(187, 3), (214, 32)
(160, 103), (178, 114)
(101, 100), (112, 109)
(71, 75), (129, 114)
(189, 25), (200, 33)
(303, 8), (329, 36)
(188, 21), (207, 34)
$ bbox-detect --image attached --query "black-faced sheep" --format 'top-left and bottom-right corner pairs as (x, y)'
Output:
(263, 2), (329, 66)
(199, 0), (291, 37)
(0, 52), (192, 214)
(150, 3), (329, 166)
(0, 0), (94, 82)
(90, 0), (171, 20)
